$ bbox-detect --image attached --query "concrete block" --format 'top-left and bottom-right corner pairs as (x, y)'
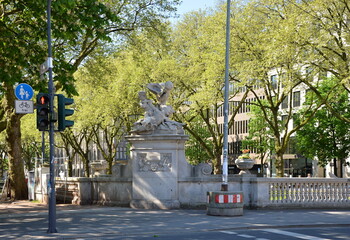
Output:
(207, 191), (244, 216)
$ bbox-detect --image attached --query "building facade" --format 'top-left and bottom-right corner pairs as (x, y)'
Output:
(217, 69), (349, 178)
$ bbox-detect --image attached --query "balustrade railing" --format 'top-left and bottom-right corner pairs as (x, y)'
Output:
(51, 174), (350, 208)
(268, 179), (350, 207)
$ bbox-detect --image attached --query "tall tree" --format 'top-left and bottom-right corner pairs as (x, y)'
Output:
(73, 52), (144, 175)
(230, 0), (325, 176)
(296, 78), (350, 177)
(91, 122), (124, 175)
(0, 0), (180, 199)
(184, 116), (212, 166)
(0, 133), (8, 179)
(283, 0), (350, 122)
(110, 8), (251, 173)
(21, 114), (43, 172)
(58, 128), (92, 177)
(242, 103), (275, 176)
(168, 10), (251, 173)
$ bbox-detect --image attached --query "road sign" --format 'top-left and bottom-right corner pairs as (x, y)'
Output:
(15, 100), (34, 114)
(14, 83), (34, 100)
(40, 57), (53, 75)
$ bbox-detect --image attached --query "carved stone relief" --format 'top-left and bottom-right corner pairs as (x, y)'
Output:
(137, 153), (172, 172)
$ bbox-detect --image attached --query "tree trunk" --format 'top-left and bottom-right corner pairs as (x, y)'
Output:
(275, 152), (284, 177)
(83, 153), (90, 177)
(107, 158), (113, 175)
(68, 158), (73, 177)
(260, 153), (265, 176)
(3, 83), (27, 200)
(213, 154), (222, 174)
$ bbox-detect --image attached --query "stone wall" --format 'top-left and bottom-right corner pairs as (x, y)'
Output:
(55, 174), (350, 209)
(56, 176), (132, 206)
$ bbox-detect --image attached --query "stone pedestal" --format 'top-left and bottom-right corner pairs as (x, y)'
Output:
(207, 191), (244, 216)
(126, 134), (190, 209)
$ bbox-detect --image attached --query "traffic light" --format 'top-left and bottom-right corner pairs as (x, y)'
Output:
(36, 93), (50, 131)
(57, 94), (74, 131)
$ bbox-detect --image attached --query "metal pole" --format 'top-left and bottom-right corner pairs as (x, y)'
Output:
(221, 0), (231, 191)
(42, 131), (45, 162)
(47, 0), (57, 233)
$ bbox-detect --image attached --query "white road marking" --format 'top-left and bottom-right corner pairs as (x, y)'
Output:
(237, 234), (256, 238)
(264, 229), (332, 240)
(220, 231), (256, 238)
(220, 230), (237, 235)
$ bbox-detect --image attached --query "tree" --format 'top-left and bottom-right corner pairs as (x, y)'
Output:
(280, 0), (350, 123)
(0, 134), (8, 179)
(73, 52), (145, 175)
(242, 103), (275, 176)
(91, 122), (124, 175)
(21, 114), (43, 172)
(229, 0), (326, 177)
(296, 78), (350, 177)
(167, 9), (251, 174)
(58, 128), (92, 177)
(106, 7), (251, 174)
(184, 116), (212, 166)
(0, 0), (180, 199)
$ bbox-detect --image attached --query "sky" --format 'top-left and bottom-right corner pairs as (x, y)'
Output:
(174, 0), (222, 20)
(177, 0), (219, 15)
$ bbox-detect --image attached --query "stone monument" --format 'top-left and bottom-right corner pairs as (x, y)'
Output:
(126, 81), (191, 209)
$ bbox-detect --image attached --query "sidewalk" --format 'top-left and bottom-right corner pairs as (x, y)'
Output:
(1, 201), (350, 239)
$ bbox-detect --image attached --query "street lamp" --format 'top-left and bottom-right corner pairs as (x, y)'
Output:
(221, 0), (231, 191)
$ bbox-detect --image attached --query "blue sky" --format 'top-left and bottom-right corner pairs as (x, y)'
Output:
(169, 0), (222, 23)
(176, 0), (221, 17)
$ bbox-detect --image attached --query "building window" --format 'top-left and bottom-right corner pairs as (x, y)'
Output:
(280, 73), (287, 88)
(217, 105), (223, 117)
(282, 96), (288, 109)
(271, 75), (277, 89)
(220, 123), (223, 134)
(286, 137), (297, 154)
(281, 115), (288, 129)
(229, 124), (233, 135)
(229, 101), (234, 115)
(305, 67), (314, 80)
(233, 141), (242, 154)
(293, 91), (300, 107)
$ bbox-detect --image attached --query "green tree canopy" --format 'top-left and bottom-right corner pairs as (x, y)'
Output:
(296, 78), (350, 176)
(0, 0), (180, 199)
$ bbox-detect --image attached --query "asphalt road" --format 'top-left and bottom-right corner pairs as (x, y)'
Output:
(99, 227), (350, 240)
(1, 201), (349, 239)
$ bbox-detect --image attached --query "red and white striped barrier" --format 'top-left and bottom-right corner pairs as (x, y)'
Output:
(214, 193), (243, 204)
(207, 191), (244, 216)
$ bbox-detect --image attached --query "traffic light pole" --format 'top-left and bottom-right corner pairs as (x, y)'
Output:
(46, 0), (57, 233)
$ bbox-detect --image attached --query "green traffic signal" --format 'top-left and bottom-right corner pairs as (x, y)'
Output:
(57, 94), (74, 131)
(36, 93), (50, 131)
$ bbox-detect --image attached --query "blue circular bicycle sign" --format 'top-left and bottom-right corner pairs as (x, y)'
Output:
(14, 83), (34, 100)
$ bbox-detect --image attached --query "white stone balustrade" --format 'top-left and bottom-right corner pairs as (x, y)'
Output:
(251, 178), (350, 208)
(54, 175), (350, 209)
